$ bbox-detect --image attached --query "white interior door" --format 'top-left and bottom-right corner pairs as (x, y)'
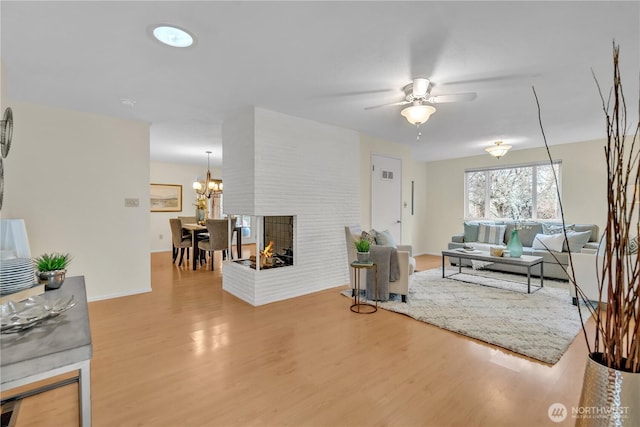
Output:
(371, 154), (402, 243)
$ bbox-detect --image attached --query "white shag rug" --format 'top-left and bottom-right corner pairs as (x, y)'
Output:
(343, 267), (591, 364)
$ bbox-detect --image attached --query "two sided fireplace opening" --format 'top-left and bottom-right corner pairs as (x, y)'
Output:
(235, 215), (294, 270)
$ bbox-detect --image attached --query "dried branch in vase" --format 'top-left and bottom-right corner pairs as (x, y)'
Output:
(534, 42), (639, 373)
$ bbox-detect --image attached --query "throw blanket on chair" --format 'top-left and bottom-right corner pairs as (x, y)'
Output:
(366, 246), (400, 301)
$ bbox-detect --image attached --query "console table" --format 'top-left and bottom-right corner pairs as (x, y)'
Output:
(1, 276), (93, 426)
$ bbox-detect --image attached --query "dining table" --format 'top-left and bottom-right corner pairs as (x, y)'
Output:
(182, 223), (243, 270)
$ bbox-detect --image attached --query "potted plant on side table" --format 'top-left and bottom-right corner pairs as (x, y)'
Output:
(33, 252), (72, 290)
(354, 238), (371, 263)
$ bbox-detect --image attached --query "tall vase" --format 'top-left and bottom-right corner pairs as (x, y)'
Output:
(507, 229), (523, 258)
(196, 208), (205, 224)
(575, 352), (639, 426)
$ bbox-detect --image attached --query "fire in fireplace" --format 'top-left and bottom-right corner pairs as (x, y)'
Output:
(263, 216), (294, 267)
(237, 215), (294, 270)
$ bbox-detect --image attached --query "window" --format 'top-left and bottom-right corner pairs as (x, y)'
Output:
(465, 161), (561, 220)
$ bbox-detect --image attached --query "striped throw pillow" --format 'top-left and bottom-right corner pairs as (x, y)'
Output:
(478, 224), (506, 245)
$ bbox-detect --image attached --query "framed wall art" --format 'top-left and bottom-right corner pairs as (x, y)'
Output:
(150, 184), (182, 212)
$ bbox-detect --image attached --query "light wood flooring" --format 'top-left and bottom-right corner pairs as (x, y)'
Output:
(3, 250), (594, 426)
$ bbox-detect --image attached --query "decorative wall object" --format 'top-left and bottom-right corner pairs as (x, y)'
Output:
(150, 184), (182, 212)
(0, 107), (14, 210)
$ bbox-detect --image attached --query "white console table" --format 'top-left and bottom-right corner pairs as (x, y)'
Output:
(1, 276), (93, 426)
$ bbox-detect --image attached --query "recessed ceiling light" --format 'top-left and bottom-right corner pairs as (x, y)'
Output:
(152, 25), (194, 48)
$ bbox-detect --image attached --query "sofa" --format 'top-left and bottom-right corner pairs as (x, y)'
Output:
(448, 221), (600, 280)
(345, 226), (415, 302)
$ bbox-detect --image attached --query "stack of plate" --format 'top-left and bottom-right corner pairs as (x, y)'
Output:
(0, 258), (36, 295)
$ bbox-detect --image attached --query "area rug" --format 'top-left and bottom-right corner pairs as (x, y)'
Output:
(343, 267), (592, 364)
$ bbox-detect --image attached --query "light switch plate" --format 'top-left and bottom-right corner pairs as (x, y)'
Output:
(124, 198), (139, 207)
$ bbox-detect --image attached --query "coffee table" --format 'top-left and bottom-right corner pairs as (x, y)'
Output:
(441, 249), (544, 294)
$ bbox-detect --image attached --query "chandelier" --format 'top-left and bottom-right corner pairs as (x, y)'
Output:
(193, 151), (223, 198)
(485, 141), (512, 159)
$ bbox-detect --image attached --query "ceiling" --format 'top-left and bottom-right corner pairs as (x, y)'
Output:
(1, 1), (638, 168)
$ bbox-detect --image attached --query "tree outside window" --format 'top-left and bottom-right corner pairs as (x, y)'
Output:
(465, 162), (560, 220)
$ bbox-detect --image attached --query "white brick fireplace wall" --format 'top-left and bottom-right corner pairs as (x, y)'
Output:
(222, 107), (359, 306)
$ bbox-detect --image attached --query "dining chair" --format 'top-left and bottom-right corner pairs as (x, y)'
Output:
(178, 215), (210, 263)
(170, 218), (192, 266)
(198, 219), (229, 270)
(178, 216), (198, 239)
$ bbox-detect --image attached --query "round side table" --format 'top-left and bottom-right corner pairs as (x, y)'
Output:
(350, 261), (378, 314)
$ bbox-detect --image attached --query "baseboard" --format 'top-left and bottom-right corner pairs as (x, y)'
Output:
(88, 287), (152, 302)
(420, 251), (443, 257)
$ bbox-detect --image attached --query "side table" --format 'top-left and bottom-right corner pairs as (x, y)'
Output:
(350, 261), (378, 314)
(1, 276), (92, 426)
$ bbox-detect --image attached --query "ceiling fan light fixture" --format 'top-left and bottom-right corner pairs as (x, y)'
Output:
(485, 140), (512, 159)
(401, 103), (436, 125)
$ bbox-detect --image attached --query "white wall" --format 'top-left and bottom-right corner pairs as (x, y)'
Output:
(149, 161), (221, 252)
(2, 100), (151, 301)
(222, 107), (360, 305)
(422, 139), (608, 255)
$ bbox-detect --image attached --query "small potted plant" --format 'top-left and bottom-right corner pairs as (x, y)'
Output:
(354, 238), (371, 263)
(33, 252), (72, 290)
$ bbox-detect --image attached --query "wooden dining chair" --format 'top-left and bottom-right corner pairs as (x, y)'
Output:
(170, 218), (192, 266)
(197, 219), (229, 270)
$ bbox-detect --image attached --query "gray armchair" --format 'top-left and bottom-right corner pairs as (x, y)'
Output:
(344, 226), (414, 302)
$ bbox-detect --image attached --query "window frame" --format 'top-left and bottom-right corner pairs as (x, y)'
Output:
(463, 160), (562, 221)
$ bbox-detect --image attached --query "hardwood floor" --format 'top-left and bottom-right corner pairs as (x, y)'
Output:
(4, 251), (593, 426)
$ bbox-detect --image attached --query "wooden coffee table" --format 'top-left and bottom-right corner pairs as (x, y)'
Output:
(441, 249), (544, 294)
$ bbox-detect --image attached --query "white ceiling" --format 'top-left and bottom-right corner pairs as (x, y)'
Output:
(1, 1), (638, 167)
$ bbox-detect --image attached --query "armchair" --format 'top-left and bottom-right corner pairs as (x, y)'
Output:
(344, 226), (414, 302)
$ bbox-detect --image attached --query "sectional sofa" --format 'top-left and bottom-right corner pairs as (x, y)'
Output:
(447, 221), (600, 280)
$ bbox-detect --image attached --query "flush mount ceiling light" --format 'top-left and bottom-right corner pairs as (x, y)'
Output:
(152, 25), (194, 48)
(485, 140), (512, 159)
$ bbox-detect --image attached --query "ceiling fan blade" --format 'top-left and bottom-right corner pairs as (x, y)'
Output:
(364, 100), (410, 111)
(427, 92), (477, 103)
(441, 73), (540, 86)
(322, 88), (395, 98)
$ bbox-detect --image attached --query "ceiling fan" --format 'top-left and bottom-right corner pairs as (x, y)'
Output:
(365, 78), (477, 110)
(364, 77), (476, 141)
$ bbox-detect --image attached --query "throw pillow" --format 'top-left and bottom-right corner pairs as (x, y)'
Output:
(361, 230), (377, 246)
(477, 223), (506, 245)
(532, 233), (564, 252)
(563, 230), (592, 252)
(375, 229), (397, 247)
(542, 223), (575, 235)
(463, 222), (480, 242)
